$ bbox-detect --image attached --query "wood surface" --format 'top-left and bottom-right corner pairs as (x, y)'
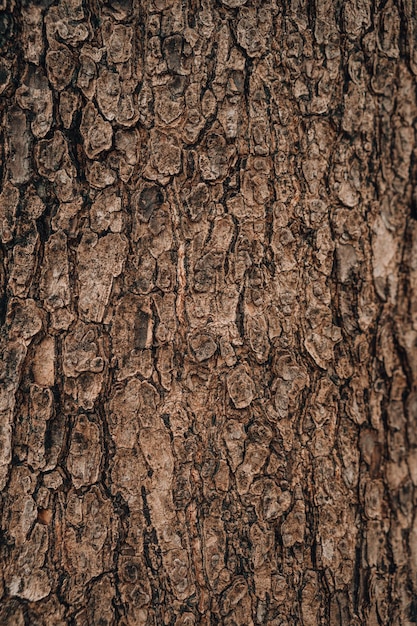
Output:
(0, 0), (416, 624)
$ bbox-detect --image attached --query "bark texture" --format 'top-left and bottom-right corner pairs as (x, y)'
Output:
(0, 0), (416, 624)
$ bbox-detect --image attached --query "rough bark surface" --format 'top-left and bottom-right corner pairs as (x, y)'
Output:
(0, 0), (416, 624)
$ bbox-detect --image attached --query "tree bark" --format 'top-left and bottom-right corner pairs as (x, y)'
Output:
(0, 0), (416, 624)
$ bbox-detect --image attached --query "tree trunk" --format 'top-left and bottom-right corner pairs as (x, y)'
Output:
(0, 0), (416, 624)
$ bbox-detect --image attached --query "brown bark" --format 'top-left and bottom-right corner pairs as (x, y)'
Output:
(0, 0), (416, 624)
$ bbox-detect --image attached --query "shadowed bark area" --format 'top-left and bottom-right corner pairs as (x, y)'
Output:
(0, 0), (416, 624)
